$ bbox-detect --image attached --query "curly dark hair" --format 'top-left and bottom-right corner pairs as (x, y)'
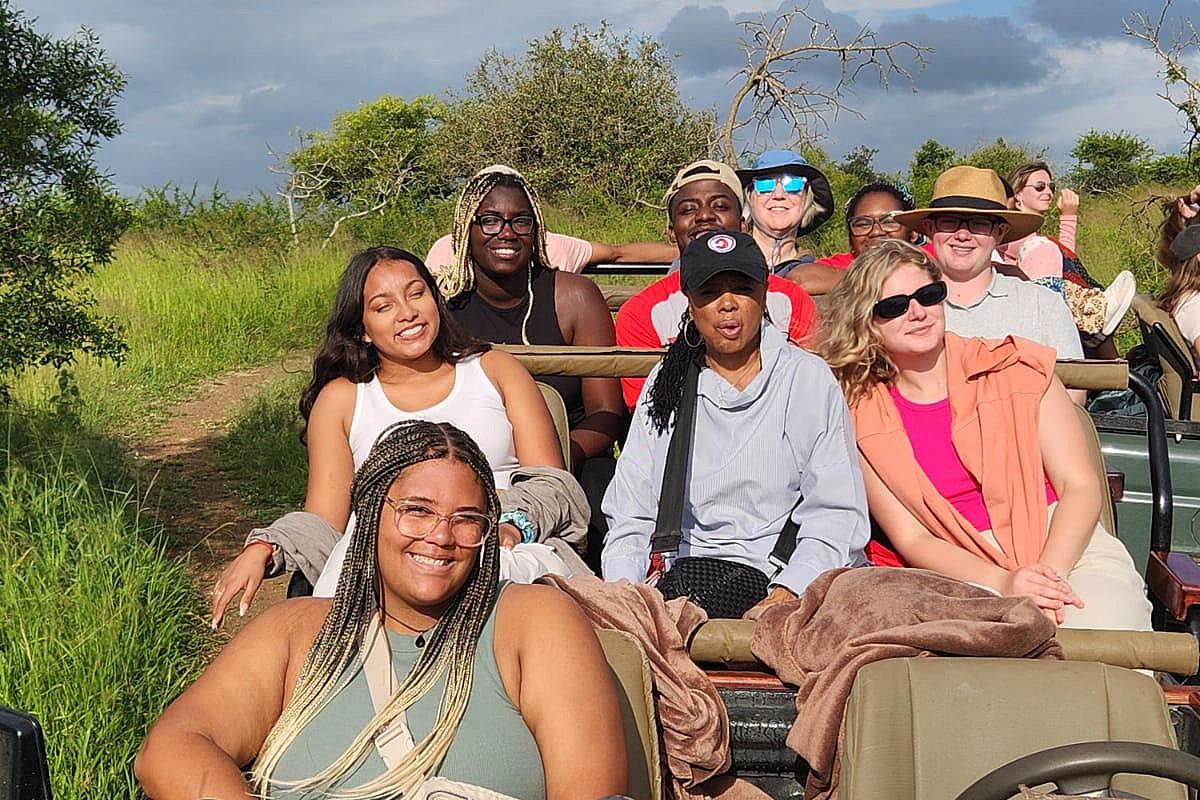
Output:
(298, 247), (489, 442)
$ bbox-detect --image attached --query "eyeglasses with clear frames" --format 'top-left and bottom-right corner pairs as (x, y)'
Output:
(383, 496), (493, 548)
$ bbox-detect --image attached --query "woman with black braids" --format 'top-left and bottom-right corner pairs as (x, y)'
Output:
(601, 230), (869, 620)
(138, 420), (627, 800)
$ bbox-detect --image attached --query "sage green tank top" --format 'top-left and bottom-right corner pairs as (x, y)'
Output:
(267, 585), (545, 799)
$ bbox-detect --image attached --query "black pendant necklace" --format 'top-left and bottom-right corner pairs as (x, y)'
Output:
(383, 609), (433, 648)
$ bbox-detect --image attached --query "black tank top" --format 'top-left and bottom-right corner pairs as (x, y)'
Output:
(449, 267), (585, 426)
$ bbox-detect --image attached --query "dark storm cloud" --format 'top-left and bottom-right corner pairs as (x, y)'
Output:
(1024, 0), (1198, 41)
(659, 5), (743, 75)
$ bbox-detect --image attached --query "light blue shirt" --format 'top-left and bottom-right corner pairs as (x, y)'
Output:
(601, 323), (869, 596)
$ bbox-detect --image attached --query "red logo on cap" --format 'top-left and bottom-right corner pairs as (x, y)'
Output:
(707, 234), (736, 253)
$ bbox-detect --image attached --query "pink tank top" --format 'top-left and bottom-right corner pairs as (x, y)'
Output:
(890, 387), (1057, 532)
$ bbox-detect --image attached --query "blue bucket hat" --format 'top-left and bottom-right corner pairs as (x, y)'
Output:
(736, 149), (835, 236)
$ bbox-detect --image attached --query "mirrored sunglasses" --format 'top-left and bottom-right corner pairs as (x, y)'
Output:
(873, 280), (948, 320)
(752, 174), (807, 194)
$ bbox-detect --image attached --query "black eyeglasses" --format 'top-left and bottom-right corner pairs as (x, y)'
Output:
(873, 281), (948, 320)
(473, 213), (535, 236)
(929, 215), (1002, 236)
(848, 213), (902, 234)
(1028, 180), (1057, 193)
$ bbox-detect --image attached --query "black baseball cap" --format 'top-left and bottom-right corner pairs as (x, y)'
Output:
(1172, 224), (1200, 262)
(680, 230), (768, 294)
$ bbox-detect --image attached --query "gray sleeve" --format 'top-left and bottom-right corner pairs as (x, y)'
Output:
(500, 466), (591, 551)
(1038, 286), (1084, 359)
(246, 511), (341, 585)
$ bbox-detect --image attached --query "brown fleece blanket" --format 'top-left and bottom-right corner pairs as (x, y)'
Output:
(751, 567), (1063, 800)
(539, 575), (769, 800)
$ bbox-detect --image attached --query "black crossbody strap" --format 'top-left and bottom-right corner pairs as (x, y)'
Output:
(650, 357), (701, 554)
(768, 497), (803, 573)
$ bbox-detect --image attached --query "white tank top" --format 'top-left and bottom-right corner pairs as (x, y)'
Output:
(347, 354), (519, 489)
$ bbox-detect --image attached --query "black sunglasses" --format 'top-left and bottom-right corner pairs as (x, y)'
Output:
(873, 281), (947, 320)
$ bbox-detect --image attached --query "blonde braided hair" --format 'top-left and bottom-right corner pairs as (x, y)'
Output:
(436, 165), (553, 344)
(251, 420), (501, 799)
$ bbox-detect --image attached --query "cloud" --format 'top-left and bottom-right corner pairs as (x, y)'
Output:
(660, 5), (743, 75)
(1023, 0), (1199, 42)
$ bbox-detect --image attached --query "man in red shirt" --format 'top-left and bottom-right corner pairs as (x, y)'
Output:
(615, 159), (819, 409)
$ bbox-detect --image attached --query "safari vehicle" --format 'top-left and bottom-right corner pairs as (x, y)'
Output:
(504, 343), (1200, 799)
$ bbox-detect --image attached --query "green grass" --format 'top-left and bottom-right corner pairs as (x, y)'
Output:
(214, 372), (309, 517)
(10, 239), (350, 436)
(0, 404), (207, 800)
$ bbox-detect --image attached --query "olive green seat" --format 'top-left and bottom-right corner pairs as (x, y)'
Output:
(536, 381), (572, 471)
(595, 629), (662, 800)
(1131, 293), (1200, 421)
(840, 657), (1186, 800)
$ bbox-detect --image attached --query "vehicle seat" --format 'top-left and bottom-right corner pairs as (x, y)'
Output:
(1074, 402), (1118, 536)
(1132, 293), (1200, 421)
(537, 381), (572, 471)
(840, 657), (1185, 800)
(595, 629), (662, 800)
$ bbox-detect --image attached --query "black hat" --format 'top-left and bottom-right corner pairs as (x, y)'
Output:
(680, 230), (768, 294)
(1171, 224), (1200, 262)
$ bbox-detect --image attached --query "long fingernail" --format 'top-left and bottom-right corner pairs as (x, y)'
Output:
(211, 618), (218, 631)
(239, 604), (248, 617)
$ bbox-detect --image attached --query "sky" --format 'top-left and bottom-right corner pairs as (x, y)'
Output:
(28, 0), (1200, 196)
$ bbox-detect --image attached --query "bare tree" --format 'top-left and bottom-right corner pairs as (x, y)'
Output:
(722, 3), (931, 161)
(1125, 0), (1200, 157)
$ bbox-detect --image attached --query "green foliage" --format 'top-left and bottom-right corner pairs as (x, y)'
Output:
(0, 403), (205, 800)
(0, 3), (130, 380)
(287, 94), (445, 213)
(960, 137), (1048, 183)
(1069, 130), (1156, 193)
(1142, 153), (1198, 185)
(426, 23), (715, 207)
(839, 145), (881, 183)
(908, 139), (957, 206)
(130, 183), (292, 254)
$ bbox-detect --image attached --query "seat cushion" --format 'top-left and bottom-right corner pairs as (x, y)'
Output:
(596, 628), (662, 800)
(841, 657), (1184, 800)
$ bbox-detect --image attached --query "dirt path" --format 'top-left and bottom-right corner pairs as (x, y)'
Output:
(134, 352), (310, 638)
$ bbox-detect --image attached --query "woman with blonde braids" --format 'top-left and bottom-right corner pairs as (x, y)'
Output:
(136, 420), (627, 800)
(438, 165), (627, 565)
(816, 240), (1150, 630)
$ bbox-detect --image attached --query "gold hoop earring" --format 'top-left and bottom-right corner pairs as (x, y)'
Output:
(682, 319), (703, 349)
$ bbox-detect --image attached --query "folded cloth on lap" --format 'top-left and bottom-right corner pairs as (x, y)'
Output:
(751, 567), (1062, 800)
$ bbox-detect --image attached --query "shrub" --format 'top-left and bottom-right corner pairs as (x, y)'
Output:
(961, 137), (1049, 184)
(907, 139), (957, 206)
(130, 183), (292, 254)
(1070, 130), (1155, 193)
(425, 23), (715, 207)
(1142, 153), (1198, 185)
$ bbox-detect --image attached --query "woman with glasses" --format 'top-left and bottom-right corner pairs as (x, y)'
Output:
(436, 166), (626, 565)
(815, 181), (927, 270)
(817, 240), (1151, 630)
(999, 162), (1135, 345)
(139, 420), (627, 800)
(736, 150), (840, 294)
(210, 247), (573, 628)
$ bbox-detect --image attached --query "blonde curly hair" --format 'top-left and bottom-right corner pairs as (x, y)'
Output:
(816, 240), (941, 406)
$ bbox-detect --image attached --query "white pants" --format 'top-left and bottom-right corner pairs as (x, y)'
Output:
(979, 505), (1152, 631)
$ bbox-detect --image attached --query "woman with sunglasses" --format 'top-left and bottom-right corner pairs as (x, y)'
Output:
(815, 181), (928, 270)
(736, 150), (840, 294)
(999, 162), (1135, 346)
(140, 421), (627, 800)
(436, 165), (626, 566)
(818, 240), (1151, 630)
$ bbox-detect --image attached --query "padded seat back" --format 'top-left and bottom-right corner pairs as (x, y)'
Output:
(536, 381), (572, 471)
(596, 629), (662, 800)
(1074, 403), (1118, 536)
(840, 657), (1184, 800)
(1132, 293), (1199, 420)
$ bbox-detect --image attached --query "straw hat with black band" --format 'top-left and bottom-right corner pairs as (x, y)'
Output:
(893, 165), (1043, 244)
(736, 149), (835, 237)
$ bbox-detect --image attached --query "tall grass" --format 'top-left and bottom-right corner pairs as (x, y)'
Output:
(0, 405), (206, 799)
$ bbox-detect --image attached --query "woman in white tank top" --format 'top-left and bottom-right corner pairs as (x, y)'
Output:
(211, 247), (566, 626)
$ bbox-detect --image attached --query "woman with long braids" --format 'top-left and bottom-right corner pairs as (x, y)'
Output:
(817, 240), (1150, 630)
(210, 247), (577, 627)
(435, 164), (627, 564)
(138, 420), (627, 799)
(601, 230), (868, 620)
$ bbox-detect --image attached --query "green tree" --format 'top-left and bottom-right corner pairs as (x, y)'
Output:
(1069, 129), (1155, 193)
(0, 3), (129, 381)
(426, 23), (715, 208)
(278, 94), (443, 243)
(839, 145), (881, 183)
(961, 137), (1048, 183)
(907, 139), (956, 206)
